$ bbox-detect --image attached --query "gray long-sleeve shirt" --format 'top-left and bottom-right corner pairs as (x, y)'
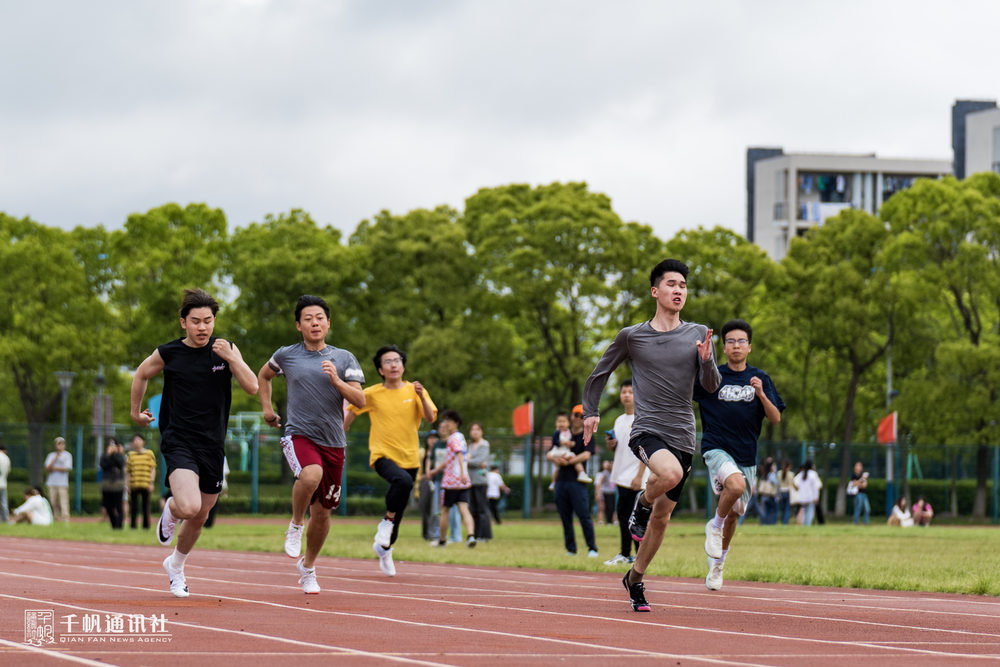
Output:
(582, 320), (722, 454)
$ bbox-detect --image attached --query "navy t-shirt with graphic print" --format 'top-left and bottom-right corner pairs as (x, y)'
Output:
(693, 364), (785, 467)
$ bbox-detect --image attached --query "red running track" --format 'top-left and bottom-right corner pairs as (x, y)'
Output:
(0, 536), (998, 666)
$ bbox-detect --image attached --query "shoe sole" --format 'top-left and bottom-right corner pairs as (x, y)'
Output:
(373, 543), (396, 577)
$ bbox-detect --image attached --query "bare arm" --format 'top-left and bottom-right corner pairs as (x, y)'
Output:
(343, 409), (357, 432)
(213, 340), (258, 395)
(413, 381), (436, 423)
(750, 376), (781, 424)
(258, 363), (282, 428)
(131, 350), (165, 426)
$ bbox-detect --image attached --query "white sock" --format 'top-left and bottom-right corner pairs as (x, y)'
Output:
(289, 520), (303, 530)
(711, 511), (725, 530)
(170, 549), (188, 570)
(717, 548), (729, 565)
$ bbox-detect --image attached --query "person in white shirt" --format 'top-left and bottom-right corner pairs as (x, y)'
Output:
(0, 445), (11, 523)
(11, 487), (53, 526)
(888, 496), (914, 527)
(44, 437), (73, 523)
(603, 380), (649, 565)
(792, 459), (822, 526)
(486, 466), (509, 524)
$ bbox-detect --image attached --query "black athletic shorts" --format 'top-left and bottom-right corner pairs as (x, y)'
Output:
(442, 488), (470, 508)
(161, 441), (225, 496)
(629, 432), (693, 503)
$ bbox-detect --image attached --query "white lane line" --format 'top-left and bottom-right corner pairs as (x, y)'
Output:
(3, 541), (996, 623)
(8, 553), (1000, 643)
(0, 568), (994, 663)
(0, 637), (123, 667)
(0, 573), (793, 667)
(8, 534), (999, 612)
(0, 592), (457, 667)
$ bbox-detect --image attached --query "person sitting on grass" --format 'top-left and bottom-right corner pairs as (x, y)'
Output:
(912, 496), (933, 527)
(10, 487), (53, 526)
(887, 496), (914, 527)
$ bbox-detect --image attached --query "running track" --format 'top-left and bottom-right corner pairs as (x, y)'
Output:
(1, 536), (998, 666)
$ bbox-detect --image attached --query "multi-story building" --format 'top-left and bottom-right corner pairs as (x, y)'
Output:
(747, 151), (951, 260)
(964, 106), (1000, 177)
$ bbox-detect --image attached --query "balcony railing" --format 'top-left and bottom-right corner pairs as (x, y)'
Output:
(773, 202), (788, 220)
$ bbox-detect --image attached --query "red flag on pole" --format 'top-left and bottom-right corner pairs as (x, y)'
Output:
(877, 411), (897, 444)
(512, 401), (533, 437)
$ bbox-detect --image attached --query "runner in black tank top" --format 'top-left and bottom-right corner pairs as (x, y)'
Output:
(130, 289), (258, 599)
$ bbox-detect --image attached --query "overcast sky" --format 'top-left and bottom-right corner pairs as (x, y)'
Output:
(1, 1), (997, 242)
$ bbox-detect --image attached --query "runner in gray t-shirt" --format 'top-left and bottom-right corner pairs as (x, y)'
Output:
(581, 259), (721, 613)
(257, 295), (366, 595)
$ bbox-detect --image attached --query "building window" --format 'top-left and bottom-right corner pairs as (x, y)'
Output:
(883, 175), (923, 202)
(798, 173), (851, 203)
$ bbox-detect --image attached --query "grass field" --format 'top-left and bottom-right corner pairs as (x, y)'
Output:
(2, 516), (997, 597)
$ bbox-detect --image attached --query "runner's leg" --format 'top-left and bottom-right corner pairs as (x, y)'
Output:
(616, 486), (638, 556)
(302, 500), (331, 569)
(631, 495), (677, 580)
(637, 448), (684, 508)
(292, 465), (323, 525)
(175, 491), (217, 554)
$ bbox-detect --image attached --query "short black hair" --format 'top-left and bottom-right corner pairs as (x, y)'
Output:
(555, 411), (569, 420)
(620, 379), (633, 388)
(721, 319), (753, 344)
(180, 288), (219, 319)
(131, 433), (145, 444)
(439, 409), (463, 427)
(295, 295), (330, 322)
(649, 259), (689, 288)
(374, 345), (406, 372)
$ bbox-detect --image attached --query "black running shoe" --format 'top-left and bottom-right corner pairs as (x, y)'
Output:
(628, 493), (651, 542)
(622, 571), (651, 612)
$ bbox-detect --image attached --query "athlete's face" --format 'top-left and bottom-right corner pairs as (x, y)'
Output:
(722, 329), (751, 364)
(295, 306), (330, 346)
(378, 352), (405, 380)
(651, 272), (687, 313)
(180, 307), (215, 347)
(619, 385), (634, 410)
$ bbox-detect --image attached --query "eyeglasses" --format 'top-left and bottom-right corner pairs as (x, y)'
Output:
(571, 413), (584, 418)
(382, 357), (403, 366)
(724, 338), (749, 346)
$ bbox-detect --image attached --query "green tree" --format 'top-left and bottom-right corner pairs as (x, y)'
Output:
(0, 214), (124, 483)
(882, 174), (1000, 517)
(780, 210), (902, 515)
(108, 203), (228, 367)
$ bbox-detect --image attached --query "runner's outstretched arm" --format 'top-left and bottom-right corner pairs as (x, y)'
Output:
(257, 363), (282, 428)
(582, 328), (630, 444)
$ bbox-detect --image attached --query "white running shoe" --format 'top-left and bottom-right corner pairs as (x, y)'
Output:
(576, 471), (593, 483)
(706, 556), (724, 591)
(604, 553), (629, 565)
(156, 503), (179, 547)
(162, 556), (189, 598)
(297, 558), (320, 594)
(704, 520), (724, 560)
(466, 535), (477, 548)
(373, 542), (396, 577)
(285, 522), (304, 558)
(374, 519), (393, 549)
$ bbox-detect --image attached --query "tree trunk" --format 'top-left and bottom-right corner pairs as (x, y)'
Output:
(973, 445), (988, 518)
(28, 423), (45, 486)
(835, 366), (862, 516)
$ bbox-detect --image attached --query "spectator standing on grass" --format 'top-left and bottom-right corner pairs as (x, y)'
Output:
(467, 422), (492, 541)
(912, 496), (933, 527)
(431, 409), (476, 547)
(100, 442), (126, 529)
(9, 487), (52, 525)
(888, 496), (914, 527)
(778, 459), (795, 525)
(0, 444), (10, 523)
(603, 379), (648, 566)
(793, 460), (821, 526)
(848, 461), (870, 525)
(126, 434), (157, 530)
(419, 431), (439, 541)
(45, 437), (72, 523)
(757, 459), (779, 525)
(548, 405), (599, 558)
(595, 460), (616, 526)
(486, 465), (509, 524)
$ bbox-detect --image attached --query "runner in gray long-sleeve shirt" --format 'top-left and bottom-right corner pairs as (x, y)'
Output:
(582, 258), (721, 613)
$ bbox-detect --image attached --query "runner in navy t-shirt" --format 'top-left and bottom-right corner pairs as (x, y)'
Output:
(693, 318), (784, 591)
(131, 289), (259, 598)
